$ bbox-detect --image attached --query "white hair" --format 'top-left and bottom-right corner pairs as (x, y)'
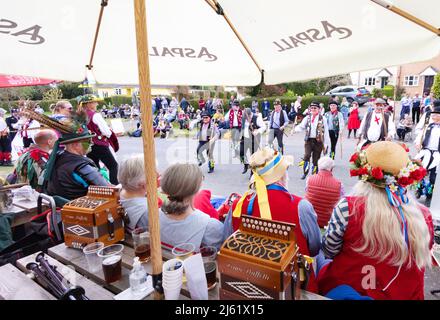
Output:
(118, 155), (146, 192)
(318, 156), (334, 171)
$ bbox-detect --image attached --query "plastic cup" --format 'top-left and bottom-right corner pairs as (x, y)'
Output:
(97, 244), (124, 283)
(163, 284), (182, 300)
(83, 242), (104, 273)
(132, 227), (150, 262)
(200, 246), (217, 290)
(171, 243), (195, 261)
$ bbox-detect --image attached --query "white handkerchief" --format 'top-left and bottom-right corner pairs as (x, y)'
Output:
(183, 253), (208, 300)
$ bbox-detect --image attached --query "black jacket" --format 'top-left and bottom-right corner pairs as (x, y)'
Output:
(47, 151), (108, 200)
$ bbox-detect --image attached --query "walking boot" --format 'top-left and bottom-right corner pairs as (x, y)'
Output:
(242, 164), (249, 174)
(300, 160), (309, 180)
(208, 160), (214, 173)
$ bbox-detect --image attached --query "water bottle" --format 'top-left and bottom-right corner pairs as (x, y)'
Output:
(129, 257), (149, 296)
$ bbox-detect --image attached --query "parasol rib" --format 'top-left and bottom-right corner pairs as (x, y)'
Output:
(371, 0), (440, 36)
(204, 0), (264, 82)
(87, 0), (109, 70)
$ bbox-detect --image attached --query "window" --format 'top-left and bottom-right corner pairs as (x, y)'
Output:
(403, 75), (419, 86)
(115, 88), (122, 95)
(342, 87), (355, 92)
(364, 77), (376, 86)
(103, 92), (109, 98)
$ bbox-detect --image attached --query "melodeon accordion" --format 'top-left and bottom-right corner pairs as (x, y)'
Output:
(61, 186), (125, 249)
(218, 215), (301, 300)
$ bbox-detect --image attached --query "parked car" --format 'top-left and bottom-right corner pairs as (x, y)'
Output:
(325, 86), (370, 105)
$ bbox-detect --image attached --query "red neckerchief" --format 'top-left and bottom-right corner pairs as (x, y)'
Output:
(311, 113), (318, 123)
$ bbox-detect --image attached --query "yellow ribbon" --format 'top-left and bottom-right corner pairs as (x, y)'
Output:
(253, 171), (272, 220)
(232, 171), (272, 220)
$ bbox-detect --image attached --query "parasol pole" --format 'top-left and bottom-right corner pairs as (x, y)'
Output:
(133, 0), (163, 299)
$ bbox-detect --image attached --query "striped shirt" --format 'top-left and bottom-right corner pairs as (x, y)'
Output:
(321, 198), (350, 258)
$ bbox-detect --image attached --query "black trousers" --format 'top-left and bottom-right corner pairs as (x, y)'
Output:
(0, 136), (11, 153)
(329, 130), (339, 155)
(240, 134), (260, 165)
(304, 138), (323, 167)
(23, 137), (33, 148)
(87, 144), (119, 185)
(412, 106), (421, 124)
(269, 128), (284, 154)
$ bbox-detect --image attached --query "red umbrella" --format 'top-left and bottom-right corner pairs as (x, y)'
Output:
(0, 74), (59, 88)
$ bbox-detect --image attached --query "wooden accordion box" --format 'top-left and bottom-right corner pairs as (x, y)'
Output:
(61, 186), (125, 249)
(218, 215), (301, 300)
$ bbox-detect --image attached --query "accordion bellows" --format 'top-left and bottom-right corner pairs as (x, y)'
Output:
(218, 215), (301, 300)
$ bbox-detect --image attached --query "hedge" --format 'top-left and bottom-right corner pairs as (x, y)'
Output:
(0, 95), (134, 113)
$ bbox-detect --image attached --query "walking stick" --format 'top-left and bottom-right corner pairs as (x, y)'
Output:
(340, 132), (343, 159)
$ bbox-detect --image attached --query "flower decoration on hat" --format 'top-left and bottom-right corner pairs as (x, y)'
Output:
(349, 144), (426, 190)
(350, 141), (427, 249)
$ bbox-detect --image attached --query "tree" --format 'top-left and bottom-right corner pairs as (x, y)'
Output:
(43, 88), (63, 100)
(431, 73), (440, 99)
(58, 82), (83, 99)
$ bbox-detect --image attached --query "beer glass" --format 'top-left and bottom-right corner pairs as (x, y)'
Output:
(97, 244), (124, 283)
(200, 246), (217, 290)
(132, 227), (150, 262)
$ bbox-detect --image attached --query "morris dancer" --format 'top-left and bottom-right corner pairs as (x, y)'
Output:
(414, 100), (440, 206)
(0, 108), (12, 166)
(197, 111), (219, 174)
(77, 94), (119, 185)
(240, 108), (265, 174)
(295, 101), (330, 180)
(229, 99), (243, 158)
(268, 99), (288, 154)
(324, 101), (344, 159)
(357, 98), (395, 150)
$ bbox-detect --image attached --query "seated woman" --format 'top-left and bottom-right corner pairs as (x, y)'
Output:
(119, 156), (163, 232)
(396, 114), (413, 141)
(160, 163), (225, 250)
(317, 141), (433, 300)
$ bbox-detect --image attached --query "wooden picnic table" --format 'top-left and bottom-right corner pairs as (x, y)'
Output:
(48, 242), (328, 300)
(1, 197), (48, 228)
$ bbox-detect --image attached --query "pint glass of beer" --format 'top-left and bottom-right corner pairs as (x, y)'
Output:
(132, 227), (150, 262)
(97, 244), (124, 283)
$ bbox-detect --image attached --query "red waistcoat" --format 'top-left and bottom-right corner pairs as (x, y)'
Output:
(305, 171), (342, 228)
(86, 109), (109, 147)
(232, 188), (318, 293)
(229, 109), (243, 128)
(317, 196), (433, 300)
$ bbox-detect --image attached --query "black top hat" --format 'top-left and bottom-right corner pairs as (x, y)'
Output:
(309, 101), (320, 108)
(431, 100), (440, 114)
(201, 111), (211, 118)
(233, 99), (240, 106)
(328, 100), (339, 106)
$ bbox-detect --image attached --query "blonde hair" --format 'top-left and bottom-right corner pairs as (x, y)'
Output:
(51, 100), (71, 114)
(351, 181), (431, 269)
(160, 163), (203, 215)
